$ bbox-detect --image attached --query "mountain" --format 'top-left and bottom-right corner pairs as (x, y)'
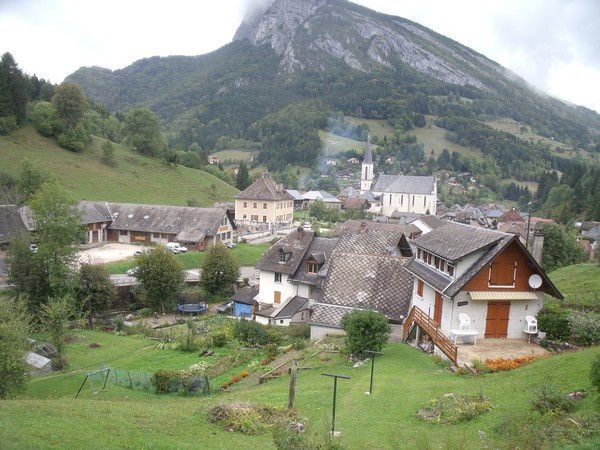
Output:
(66, 0), (600, 174)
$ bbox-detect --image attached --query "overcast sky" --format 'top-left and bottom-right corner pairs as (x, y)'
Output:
(1, 0), (599, 112)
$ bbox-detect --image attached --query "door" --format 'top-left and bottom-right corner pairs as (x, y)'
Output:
(92, 230), (98, 243)
(485, 302), (510, 338)
(433, 292), (443, 326)
(274, 291), (281, 304)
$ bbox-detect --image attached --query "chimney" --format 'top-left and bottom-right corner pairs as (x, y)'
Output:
(530, 228), (544, 264)
(360, 221), (367, 234)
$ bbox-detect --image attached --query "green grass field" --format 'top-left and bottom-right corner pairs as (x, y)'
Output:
(409, 117), (484, 159)
(0, 126), (239, 206)
(214, 148), (258, 162)
(344, 116), (396, 140)
(1, 330), (598, 449)
(319, 130), (366, 156)
(549, 263), (600, 310)
(105, 243), (270, 274)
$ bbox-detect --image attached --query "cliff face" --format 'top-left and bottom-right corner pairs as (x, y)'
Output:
(233, 0), (503, 89)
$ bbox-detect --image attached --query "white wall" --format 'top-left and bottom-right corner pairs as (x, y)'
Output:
(256, 270), (304, 306)
(310, 325), (344, 340)
(380, 193), (436, 217)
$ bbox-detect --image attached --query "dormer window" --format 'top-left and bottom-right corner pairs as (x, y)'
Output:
(278, 248), (287, 263)
(307, 262), (320, 274)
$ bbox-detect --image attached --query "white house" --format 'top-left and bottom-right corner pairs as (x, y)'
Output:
(405, 222), (562, 342)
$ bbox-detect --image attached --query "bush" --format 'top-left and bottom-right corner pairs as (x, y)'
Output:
(209, 402), (290, 435)
(151, 369), (182, 394)
(537, 303), (570, 341)
(234, 320), (270, 346)
(532, 384), (576, 414)
(0, 115), (18, 135)
(212, 331), (229, 347)
(418, 393), (492, 423)
(101, 140), (116, 166)
(30, 102), (56, 136)
(57, 124), (88, 152)
(340, 310), (391, 358)
(591, 353), (600, 391)
(287, 323), (310, 340)
(569, 311), (600, 346)
(139, 307), (154, 317)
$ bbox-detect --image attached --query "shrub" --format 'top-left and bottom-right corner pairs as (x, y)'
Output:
(340, 310), (391, 358)
(240, 370), (249, 378)
(209, 402), (290, 435)
(212, 331), (229, 347)
(291, 338), (307, 351)
(532, 384), (577, 414)
(471, 359), (491, 374)
(265, 343), (280, 359)
(178, 319), (200, 352)
(418, 393), (492, 423)
(234, 320), (270, 346)
(151, 369), (182, 394)
(287, 324), (310, 340)
(590, 353), (600, 391)
(0, 115), (18, 135)
(57, 124), (88, 152)
(569, 311), (600, 346)
(30, 102), (56, 136)
(139, 307), (153, 317)
(101, 140), (116, 166)
(537, 303), (571, 341)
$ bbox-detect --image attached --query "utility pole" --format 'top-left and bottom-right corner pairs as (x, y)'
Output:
(364, 350), (383, 395)
(322, 373), (350, 436)
(526, 201), (532, 251)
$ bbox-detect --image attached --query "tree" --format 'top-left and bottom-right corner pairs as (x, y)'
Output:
(541, 223), (586, 273)
(41, 295), (73, 369)
(543, 185), (574, 223)
(136, 246), (184, 311)
(0, 296), (31, 398)
(200, 243), (240, 296)
(30, 101), (57, 137)
(17, 159), (51, 201)
(341, 310), (391, 358)
(0, 52), (28, 124)
(101, 140), (116, 166)
(52, 82), (87, 127)
(75, 264), (116, 327)
(124, 107), (165, 156)
(236, 161), (251, 190)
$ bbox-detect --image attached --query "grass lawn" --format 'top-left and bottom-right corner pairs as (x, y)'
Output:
(319, 130), (367, 156)
(104, 243), (270, 274)
(548, 263), (600, 310)
(0, 126), (239, 206)
(2, 333), (599, 449)
(409, 116), (483, 159)
(344, 116), (396, 140)
(214, 148), (258, 162)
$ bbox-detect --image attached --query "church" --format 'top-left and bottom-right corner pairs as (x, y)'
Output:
(359, 136), (437, 217)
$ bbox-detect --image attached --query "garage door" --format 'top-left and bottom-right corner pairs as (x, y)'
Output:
(485, 302), (510, 338)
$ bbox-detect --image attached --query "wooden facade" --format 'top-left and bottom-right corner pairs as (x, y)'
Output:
(463, 241), (538, 292)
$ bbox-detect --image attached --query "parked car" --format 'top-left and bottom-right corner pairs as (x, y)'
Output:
(226, 242), (237, 249)
(126, 267), (139, 277)
(134, 249), (144, 256)
(166, 242), (188, 254)
(29, 244), (38, 253)
(216, 301), (233, 314)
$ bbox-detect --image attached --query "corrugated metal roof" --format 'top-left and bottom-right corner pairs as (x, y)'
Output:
(468, 291), (539, 301)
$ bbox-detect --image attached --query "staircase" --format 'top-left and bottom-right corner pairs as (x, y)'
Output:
(403, 306), (458, 364)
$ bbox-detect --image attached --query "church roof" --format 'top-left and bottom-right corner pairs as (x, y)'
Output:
(363, 134), (373, 164)
(373, 175), (435, 195)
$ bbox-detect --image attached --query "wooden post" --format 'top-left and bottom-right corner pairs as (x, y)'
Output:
(415, 324), (421, 346)
(288, 360), (298, 410)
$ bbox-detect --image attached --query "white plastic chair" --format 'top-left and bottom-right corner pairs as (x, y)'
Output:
(458, 313), (471, 331)
(523, 316), (538, 342)
(451, 313), (478, 345)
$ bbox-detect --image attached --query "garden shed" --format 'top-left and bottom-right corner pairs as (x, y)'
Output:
(25, 352), (53, 375)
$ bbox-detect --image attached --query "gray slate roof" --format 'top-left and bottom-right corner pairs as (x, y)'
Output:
(273, 296), (309, 319)
(373, 175), (435, 194)
(235, 175), (292, 201)
(301, 191), (340, 203)
(231, 286), (259, 305)
(414, 215), (448, 230)
(405, 258), (453, 292)
(0, 205), (28, 244)
(363, 135), (373, 164)
(412, 222), (506, 262)
(288, 237), (338, 286)
(319, 253), (413, 325)
(77, 201), (112, 224)
(310, 303), (353, 329)
(256, 228), (314, 275)
(286, 190), (304, 201)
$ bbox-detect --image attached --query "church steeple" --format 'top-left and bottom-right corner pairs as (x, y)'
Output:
(360, 134), (374, 193)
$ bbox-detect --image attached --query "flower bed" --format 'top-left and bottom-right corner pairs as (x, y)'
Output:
(484, 356), (537, 372)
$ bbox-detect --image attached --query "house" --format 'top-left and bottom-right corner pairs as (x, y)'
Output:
(310, 220), (414, 339)
(253, 227), (337, 326)
(301, 191), (341, 209)
(408, 215), (448, 237)
(326, 159), (337, 166)
(405, 222), (562, 344)
(347, 157), (360, 165)
(498, 208), (525, 225)
(208, 155), (220, 165)
(234, 175), (294, 225)
(285, 190), (306, 210)
(9, 201), (234, 250)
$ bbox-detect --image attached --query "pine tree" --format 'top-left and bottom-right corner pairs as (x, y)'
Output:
(235, 162), (251, 190)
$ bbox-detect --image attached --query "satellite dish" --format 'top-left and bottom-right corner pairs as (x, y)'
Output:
(528, 274), (542, 289)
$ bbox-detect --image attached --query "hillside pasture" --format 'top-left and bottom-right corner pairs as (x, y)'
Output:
(214, 148), (258, 162)
(409, 117), (483, 159)
(319, 130), (366, 156)
(344, 116), (396, 140)
(548, 263), (600, 310)
(0, 126), (239, 206)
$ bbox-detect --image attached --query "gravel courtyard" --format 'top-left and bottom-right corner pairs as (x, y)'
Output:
(77, 243), (150, 265)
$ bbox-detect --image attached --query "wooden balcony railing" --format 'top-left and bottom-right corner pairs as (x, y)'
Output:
(403, 306), (457, 364)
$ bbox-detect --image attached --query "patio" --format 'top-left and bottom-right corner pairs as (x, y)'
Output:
(458, 339), (549, 365)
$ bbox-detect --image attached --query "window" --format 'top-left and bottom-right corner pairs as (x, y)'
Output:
(243, 214), (247, 220)
(226, 231), (231, 239)
(423, 196), (426, 207)
(222, 216), (228, 226)
(417, 249), (421, 260)
(434, 256), (440, 269)
(251, 214), (258, 221)
(447, 265), (455, 277)
(262, 215), (267, 222)
(417, 279), (424, 297)
(278, 248), (287, 263)
(274, 272), (282, 283)
(401, 195), (403, 206)
(253, 202), (257, 209)
(489, 261), (517, 287)
(243, 202), (247, 208)
(307, 262), (319, 274)
(426, 253), (432, 265)
(412, 195), (415, 206)
(389, 194), (392, 206)
(263, 203), (267, 209)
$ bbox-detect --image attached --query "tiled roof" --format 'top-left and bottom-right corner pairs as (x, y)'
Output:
(334, 229), (411, 256)
(286, 190), (304, 200)
(235, 175), (292, 201)
(320, 253), (413, 324)
(412, 222), (506, 262)
(77, 201), (112, 224)
(405, 259), (453, 292)
(0, 205), (27, 244)
(416, 215), (447, 230)
(255, 228), (314, 275)
(288, 237), (338, 286)
(499, 208), (525, 223)
(231, 286), (258, 305)
(310, 303), (353, 329)
(302, 191), (340, 203)
(373, 175), (435, 195)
